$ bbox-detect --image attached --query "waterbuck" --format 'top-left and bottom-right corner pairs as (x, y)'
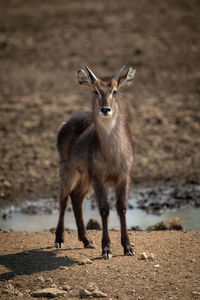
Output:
(55, 65), (135, 259)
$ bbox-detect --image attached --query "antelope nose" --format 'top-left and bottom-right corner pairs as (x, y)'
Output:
(100, 106), (111, 115)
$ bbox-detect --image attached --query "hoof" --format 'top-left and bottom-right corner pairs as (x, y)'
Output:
(54, 242), (64, 249)
(102, 253), (112, 260)
(85, 243), (96, 249)
(102, 249), (112, 260)
(124, 248), (135, 256)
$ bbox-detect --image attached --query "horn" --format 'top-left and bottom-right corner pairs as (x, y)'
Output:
(85, 66), (98, 82)
(113, 65), (125, 82)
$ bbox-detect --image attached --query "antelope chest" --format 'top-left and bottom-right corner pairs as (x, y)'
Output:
(92, 148), (133, 180)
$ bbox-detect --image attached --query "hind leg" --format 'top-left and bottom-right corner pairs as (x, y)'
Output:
(55, 191), (69, 248)
(70, 181), (95, 248)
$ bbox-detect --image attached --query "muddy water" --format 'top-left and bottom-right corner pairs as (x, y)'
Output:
(1, 197), (200, 232)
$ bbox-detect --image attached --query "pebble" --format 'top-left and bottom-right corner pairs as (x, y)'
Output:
(154, 264), (160, 268)
(62, 284), (71, 291)
(86, 219), (101, 230)
(3, 180), (11, 188)
(31, 287), (67, 298)
(2, 283), (15, 294)
(15, 290), (24, 297)
(59, 266), (69, 270)
(147, 217), (183, 231)
(35, 275), (45, 283)
(46, 277), (53, 283)
(79, 288), (107, 298)
(78, 259), (93, 265)
(192, 291), (200, 296)
(79, 283), (107, 298)
(139, 252), (154, 261)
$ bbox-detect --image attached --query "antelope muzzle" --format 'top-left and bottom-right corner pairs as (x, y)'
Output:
(100, 106), (112, 117)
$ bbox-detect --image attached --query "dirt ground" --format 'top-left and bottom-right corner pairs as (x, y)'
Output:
(0, 0), (200, 205)
(0, 230), (199, 299)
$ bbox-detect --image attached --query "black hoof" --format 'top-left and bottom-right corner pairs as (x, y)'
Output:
(124, 247), (135, 256)
(102, 248), (112, 260)
(85, 243), (96, 249)
(55, 231), (64, 248)
(54, 242), (64, 248)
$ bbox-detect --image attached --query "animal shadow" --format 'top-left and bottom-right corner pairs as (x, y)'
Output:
(0, 247), (79, 281)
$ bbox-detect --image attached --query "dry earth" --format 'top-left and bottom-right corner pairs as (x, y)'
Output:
(0, 0), (200, 205)
(0, 230), (200, 299)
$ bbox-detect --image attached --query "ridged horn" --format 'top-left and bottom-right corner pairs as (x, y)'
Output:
(113, 65), (125, 82)
(85, 66), (98, 82)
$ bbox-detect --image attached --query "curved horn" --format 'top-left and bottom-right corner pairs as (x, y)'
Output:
(85, 66), (98, 82)
(113, 65), (125, 82)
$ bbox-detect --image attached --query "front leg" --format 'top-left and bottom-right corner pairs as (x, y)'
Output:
(93, 178), (111, 259)
(116, 179), (134, 256)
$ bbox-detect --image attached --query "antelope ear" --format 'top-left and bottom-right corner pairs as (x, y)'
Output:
(76, 69), (93, 88)
(118, 67), (136, 89)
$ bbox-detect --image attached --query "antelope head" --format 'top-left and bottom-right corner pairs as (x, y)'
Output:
(77, 66), (135, 119)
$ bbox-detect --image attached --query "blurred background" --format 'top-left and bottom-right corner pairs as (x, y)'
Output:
(0, 0), (200, 208)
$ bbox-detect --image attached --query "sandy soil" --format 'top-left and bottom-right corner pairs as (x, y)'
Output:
(0, 0), (200, 205)
(0, 230), (199, 299)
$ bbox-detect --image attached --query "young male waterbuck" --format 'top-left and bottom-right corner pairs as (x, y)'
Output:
(55, 65), (135, 259)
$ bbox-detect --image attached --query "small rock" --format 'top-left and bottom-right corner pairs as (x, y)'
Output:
(2, 213), (7, 220)
(147, 252), (154, 261)
(31, 288), (67, 298)
(59, 266), (69, 270)
(78, 259), (93, 265)
(139, 252), (148, 260)
(139, 252), (154, 261)
(35, 275), (45, 283)
(79, 288), (107, 298)
(88, 283), (98, 292)
(131, 226), (142, 231)
(3, 283), (15, 294)
(46, 277), (53, 283)
(80, 288), (91, 298)
(49, 228), (56, 234)
(154, 264), (160, 268)
(3, 180), (11, 188)
(21, 205), (39, 215)
(192, 291), (200, 296)
(86, 219), (101, 230)
(62, 284), (71, 291)
(147, 217), (183, 231)
(15, 290), (23, 297)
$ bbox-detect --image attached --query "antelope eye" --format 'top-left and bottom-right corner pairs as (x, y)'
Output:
(112, 89), (117, 96)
